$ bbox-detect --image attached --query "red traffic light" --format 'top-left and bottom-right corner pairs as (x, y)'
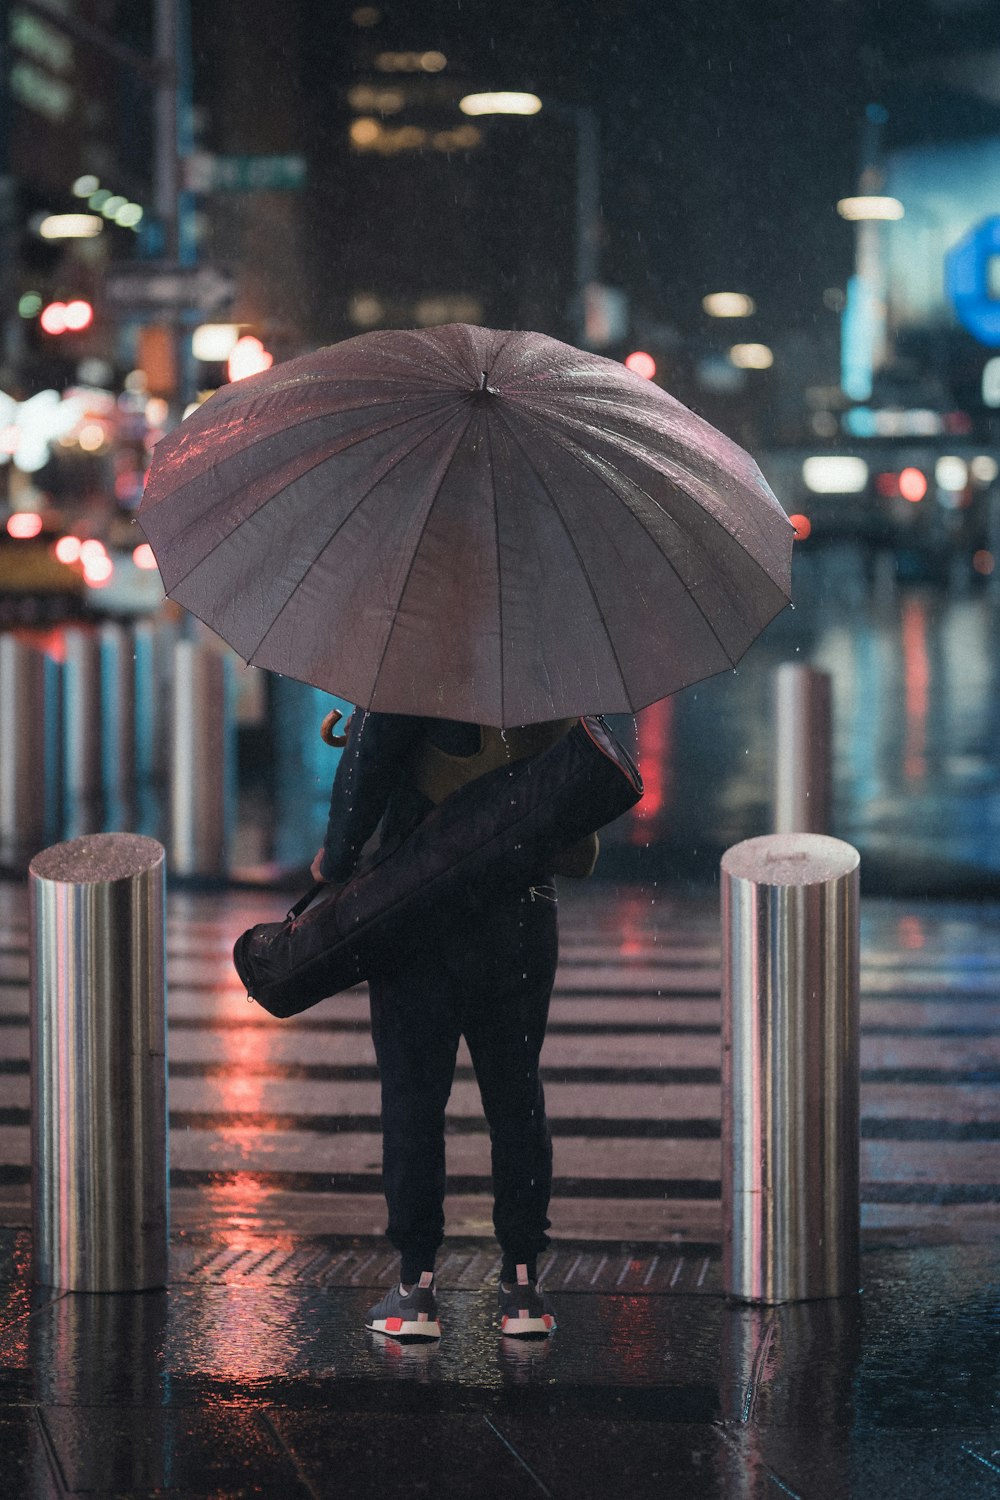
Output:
(39, 299), (94, 335)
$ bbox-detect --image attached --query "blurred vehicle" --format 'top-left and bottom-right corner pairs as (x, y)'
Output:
(0, 513), (86, 627)
(757, 445), (997, 583)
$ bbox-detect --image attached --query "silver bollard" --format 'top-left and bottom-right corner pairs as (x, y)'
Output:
(772, 663), (832, 834)
(62, 626), (104, 839)
(170, 640), (235, 877)
(29, 832), (168, 1291)
(99, 621), (136, 830)
(721, 833), (860, 1303)
(0, 634), (61, 863)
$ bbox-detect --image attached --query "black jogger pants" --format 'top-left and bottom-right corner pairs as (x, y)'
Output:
(367, 882), (558, 1280)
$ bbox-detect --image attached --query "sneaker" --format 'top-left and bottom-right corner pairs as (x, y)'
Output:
(364, 1271), (441, 1342)
(497, 1263), (556, 1338)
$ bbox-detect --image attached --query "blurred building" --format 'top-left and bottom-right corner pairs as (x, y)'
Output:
(0, 0), (147, 397)
(838, 0), (1000, 447)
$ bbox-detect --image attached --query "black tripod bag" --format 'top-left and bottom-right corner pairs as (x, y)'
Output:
(233, 715), (642, 1018)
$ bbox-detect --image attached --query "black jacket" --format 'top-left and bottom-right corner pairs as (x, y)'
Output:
(319, 712), (481, 882)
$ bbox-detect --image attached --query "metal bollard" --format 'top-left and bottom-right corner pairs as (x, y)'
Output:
(170, 640), (235, 877)
(772, 663), (832, 834)
(29, 832), (168, 1291)
(0, 634), (61, 863)
(721, 833), (860, 1303)
(62, 626), (104, 839)
(99, 621), (136, 830)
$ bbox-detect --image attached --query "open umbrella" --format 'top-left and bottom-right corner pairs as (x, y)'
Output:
(139, 323), (793, 726)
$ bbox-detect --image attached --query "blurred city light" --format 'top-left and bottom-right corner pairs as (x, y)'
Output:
(973, 550), (995, 576)
(192, 323), (241, 361)
(40, 300), (94, 334)
(227, 335), (273, 382)
(83, 554), (114, 587)
(54, 535), (82, 564)
(729, 343), (773, 369)
(836, 195), (905, 220)
(145, 397), (169, 427)
(38, 213), (103, 239)
(350, 115), (479, 153)
(17, 292), (42, 318)
(624, 350), (656, 379)
(981, 357), (1000, 408)
(789, 513), (812, 540)
(348, 83), (405, 113)
(133, 543), (158, 570)
(802, 456), (869, 493)
(702, 292), (755, 317)
(351, 6), (381, 25)
(99, 195), (127, 218)
(971, 455), (999, 484)
(350, 117), (383, 146)
(71, 174), (100, 197)
(114, 203), (144, 228)
(77, 423), (105, 452)
(899, 467), (927, 502)
(6, 511), (43, 539)
(935, 456), (968, 491)
(79, 539), (107, 567)
(375, 50), (446, 72)
(349, 294), (384, 327)
(459, 91), (542, 116)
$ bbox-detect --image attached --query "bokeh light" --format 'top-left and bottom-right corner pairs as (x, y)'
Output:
(624, 351), (656, 380)
(6, 512), (43, 539)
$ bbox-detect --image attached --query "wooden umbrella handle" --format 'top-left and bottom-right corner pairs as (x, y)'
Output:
(320, 709), (350, 747)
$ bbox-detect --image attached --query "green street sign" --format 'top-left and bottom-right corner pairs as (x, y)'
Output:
(185, 153), (307, 193)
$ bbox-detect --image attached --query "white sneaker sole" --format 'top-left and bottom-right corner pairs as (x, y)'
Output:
(366, 1316), (442, 1341)
(500, 1312), (556, 1338)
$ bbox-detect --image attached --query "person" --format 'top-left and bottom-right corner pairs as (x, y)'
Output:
(311, 708), (599, 1342)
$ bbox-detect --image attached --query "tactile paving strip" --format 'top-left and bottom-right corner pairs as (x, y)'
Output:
(171, 1238), (722, 1294)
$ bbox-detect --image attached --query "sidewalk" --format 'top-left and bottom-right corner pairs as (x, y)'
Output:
(2, 879), (1000, 1497)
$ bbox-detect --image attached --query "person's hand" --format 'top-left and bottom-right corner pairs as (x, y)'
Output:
(310, 848), (329, 883)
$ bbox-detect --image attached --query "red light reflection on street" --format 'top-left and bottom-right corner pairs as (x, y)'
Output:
(897, 914), (926, 950)
(630, 698), (673, 844)
(203, 1007), (273, 1228)
(901, 597), (929, 781)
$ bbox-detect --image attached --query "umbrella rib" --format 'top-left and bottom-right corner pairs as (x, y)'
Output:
(148, 402), (452, 519)
(160, 406), (458, 603)
(503, 404), (775, 663)
(241, 407), (467, 669)
(363, 419), (473, 710)
(495, 412), (635, 706)
(514, 397), (791, 588)
(482, 410), (505, 726)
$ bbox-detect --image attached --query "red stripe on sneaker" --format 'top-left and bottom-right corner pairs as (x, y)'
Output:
(384, 1317), (404, 1331)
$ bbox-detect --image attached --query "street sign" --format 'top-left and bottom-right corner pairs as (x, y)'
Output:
(105, 262), (236, 314)
(945, 216), (1000, 346)
(184, 153), (307, 193)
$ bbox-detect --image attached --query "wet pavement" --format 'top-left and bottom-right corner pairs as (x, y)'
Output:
(2, 877), (1000, 1495)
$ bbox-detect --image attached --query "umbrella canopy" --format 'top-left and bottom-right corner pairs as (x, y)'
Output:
(139, 323), (793, 727)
